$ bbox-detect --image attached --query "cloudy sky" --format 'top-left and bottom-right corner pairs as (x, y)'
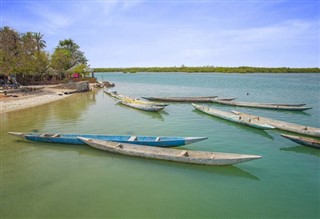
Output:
(1, 0), (319, 68)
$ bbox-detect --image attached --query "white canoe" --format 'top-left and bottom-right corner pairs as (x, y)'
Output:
(78, 137), (262, 166)
(192, 104), (275, 130)
(211, 99), (311, 111)
(120, 100), (165, 112)
(232, 111), (320, 137)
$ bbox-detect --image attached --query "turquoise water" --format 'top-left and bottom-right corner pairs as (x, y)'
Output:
(1, 73), (320, 218)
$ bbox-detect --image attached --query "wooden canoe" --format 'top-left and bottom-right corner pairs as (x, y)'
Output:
(78, 137), (262, 166)
(211, 99), (311, 111)
(192, 104), (275, 130)
(104, 90), (168, 106)
(8, 132), (208, 147)
(120, 100), (165, 112)
(142, 96), (219, 103)
(231, 111), (320, 137)
(281, 134), (320, 149)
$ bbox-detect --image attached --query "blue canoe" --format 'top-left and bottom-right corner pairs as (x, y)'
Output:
(8, 132), (208, 147)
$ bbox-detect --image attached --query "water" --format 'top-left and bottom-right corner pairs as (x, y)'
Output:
(1, 73), (320, 218)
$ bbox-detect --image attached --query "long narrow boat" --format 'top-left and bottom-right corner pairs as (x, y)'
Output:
(281, 134), (320, 149)
(192, 104), (275, 130)
(120, 100), (165, 112)
(8, 132), (208, 147)
(211, 99), (311, 111)
(104, 89), (123, 99)
(78, 137), (262, 166)
(104, 90), (168, 106)
(142, 96), (219, 103)
(231, 111), (320, 137)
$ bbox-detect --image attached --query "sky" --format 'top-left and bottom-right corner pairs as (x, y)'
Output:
(1, 0), (319, 68)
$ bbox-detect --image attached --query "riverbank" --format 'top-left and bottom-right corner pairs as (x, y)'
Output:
(0, 85), (76, 114)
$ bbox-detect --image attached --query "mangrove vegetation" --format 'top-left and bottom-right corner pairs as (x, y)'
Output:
(94, 66), (320, 74)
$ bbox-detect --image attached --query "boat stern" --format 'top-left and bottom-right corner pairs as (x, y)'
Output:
(8, 132), (27, 139)
(184, 137), (208, 145)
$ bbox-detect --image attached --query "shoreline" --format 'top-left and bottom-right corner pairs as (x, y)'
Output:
(0, 85), (79, 114)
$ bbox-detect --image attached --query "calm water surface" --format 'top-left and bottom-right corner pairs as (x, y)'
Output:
(1, 73), (320, 218)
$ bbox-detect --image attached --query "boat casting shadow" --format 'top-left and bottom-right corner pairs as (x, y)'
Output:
(280, 145), (320, 157)
(15, 139), (260, 181)
(115, 102), (167, 121)
(192, 109), (274, 140)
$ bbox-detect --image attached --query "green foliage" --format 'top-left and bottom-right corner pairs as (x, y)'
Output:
(57, 39), (87, 66)
(0, 26), (50, 77)
(94, 66), (320, 73)
(0, 26), (90, 84)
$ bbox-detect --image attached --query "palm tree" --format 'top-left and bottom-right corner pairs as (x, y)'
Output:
(34, 32), (46, 53)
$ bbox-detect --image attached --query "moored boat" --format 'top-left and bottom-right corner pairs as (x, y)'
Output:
(120, 100), (165, 112)
(8, 132), (208, 147)
(104, 90), (168, 106)
(231, 111), (320, 137)
(281, 134), (320, 149)
(143, 96), (219, 103)
(78, 137), (262, 166)
(192, 104), (275, 130)
(211, 99), (311, 111)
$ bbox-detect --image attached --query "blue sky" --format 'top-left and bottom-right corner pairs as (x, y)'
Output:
(1, 0), (319, 68)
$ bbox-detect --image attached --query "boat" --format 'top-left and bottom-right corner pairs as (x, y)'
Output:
(78, 137), (262, 166)
(281, 134), (320, 149)
(120, 100), (165, 112)
(231, 111), (320, 137)
(104, 89), (125, 99)
(104, 90), (168, 106)
(142, 96), (220, 103)
(211, 99), (311, 111)
(192, 104), (275, 130)
(8, 132), (208, 147)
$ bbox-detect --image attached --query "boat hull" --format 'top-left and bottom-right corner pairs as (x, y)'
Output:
(143, 96), (218, 103)
(78, 137), (262, 166)
(8, 132), (208, 147)
(231, 111), (320, 137)
(192, 104), (275, 130)
(120, 100), (165, 112)
(281, 134), (320, 149)
(211, 100), (311, 111)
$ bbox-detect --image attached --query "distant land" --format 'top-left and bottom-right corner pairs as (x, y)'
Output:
(94, 66), (320, 73)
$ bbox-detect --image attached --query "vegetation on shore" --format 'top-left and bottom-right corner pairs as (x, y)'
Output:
(0, 26), (90, 85)
(94, 66), (320, 73)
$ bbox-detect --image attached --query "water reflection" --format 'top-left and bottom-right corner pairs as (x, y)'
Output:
(115, 102), (166, 121)
(2, 91), (97, 135)
(280, 145), (320, 157)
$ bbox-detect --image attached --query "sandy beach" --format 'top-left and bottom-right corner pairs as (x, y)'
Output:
(0, 85), (77, 114)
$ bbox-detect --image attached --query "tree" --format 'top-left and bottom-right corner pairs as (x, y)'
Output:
(0, 26), (20, 75)
(34, 32), (46, 53)
(56, 38), (87, 66)
(50, 48), (72, 79)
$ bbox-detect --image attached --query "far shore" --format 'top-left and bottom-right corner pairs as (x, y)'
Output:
(0, 85), (93, 114)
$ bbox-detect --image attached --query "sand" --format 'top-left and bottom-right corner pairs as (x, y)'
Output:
(0, 85), (76, 114)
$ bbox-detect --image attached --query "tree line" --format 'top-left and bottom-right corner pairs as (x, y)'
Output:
(0, 26), (90, 85)
(94, 66), (320, 73)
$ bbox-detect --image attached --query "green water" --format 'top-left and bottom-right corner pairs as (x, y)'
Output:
(1, 73), (320, 219)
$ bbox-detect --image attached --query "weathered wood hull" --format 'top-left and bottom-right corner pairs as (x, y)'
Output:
(192, 104), (275, 130)
(78, 138), (262, 166)
(104, 90), (168, 106)
(211, 100), (311, 111)
(8, 132), (208, 147)
(281, 134), (320, 149)
(143, 96), (219, 103)
(232, 111), (320, 137)
(120, 100), (165, 112)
